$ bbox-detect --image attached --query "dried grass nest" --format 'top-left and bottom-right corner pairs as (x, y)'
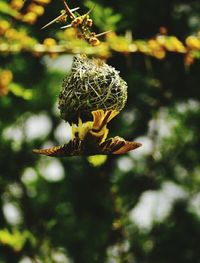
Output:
(59, 55), (128, 122)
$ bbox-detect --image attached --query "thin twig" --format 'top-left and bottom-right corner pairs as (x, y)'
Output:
(62, 0), (75, 19)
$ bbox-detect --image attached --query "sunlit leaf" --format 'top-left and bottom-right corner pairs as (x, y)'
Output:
(10, 83), (33, 100)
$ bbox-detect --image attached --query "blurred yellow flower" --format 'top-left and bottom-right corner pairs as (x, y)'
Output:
(28, 4), (45, 16)
(107, 32), (130, 53)
(0, 70), (13, 96)
(5, 28), (18, 40)
(185, 53), (195, 65)
(10, 0), (24, 10)
(22, 12), (37, 24)
(163, 36), (186, 53)
(34, 0), (51, 4)
(186, 36), (200, 49)
(0, 20), (10, 35)
(0, 70), (13, 86)
(148, 39), (166, 59)
(43, 38), (57, 47)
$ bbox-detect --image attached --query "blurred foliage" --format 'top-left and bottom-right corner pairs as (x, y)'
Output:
(0, 228), (36, 252)
(1, 0), (200, 263)
(84, 0), (122, 31)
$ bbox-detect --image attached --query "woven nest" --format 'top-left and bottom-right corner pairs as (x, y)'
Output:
(59, 55), (128, 123)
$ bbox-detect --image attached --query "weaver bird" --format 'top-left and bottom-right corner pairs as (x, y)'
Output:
(33, 110), (142, 157)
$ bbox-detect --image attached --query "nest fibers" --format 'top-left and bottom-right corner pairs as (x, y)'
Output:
(59, 55), (128, 122)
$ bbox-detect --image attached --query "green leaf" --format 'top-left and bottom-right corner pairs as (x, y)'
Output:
(0, 1), (19, 17)
(84, 0), (122, 31)
(0, 229), (36, 252)
(9, 83), (33, 100)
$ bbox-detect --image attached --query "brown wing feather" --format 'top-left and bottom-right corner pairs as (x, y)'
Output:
(99, 137), (125, 154)
(33, 145), (64, 157)
(100, 136), (142, 155)
(33, 138), (83, 157)
(112, 141), (142, 154)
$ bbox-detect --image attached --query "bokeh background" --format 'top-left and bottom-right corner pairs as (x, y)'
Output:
(1, 0), (200, 262)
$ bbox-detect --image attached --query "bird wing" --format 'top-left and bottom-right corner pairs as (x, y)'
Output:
(100, 136), (142, 155)
(33, 138), (83, 157)
(92, 110), (119, 131)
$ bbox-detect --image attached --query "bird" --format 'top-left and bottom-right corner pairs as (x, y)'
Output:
(33, 109), (142, 157)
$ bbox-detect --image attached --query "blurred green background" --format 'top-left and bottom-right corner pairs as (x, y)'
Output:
(1, 0), (200, 262)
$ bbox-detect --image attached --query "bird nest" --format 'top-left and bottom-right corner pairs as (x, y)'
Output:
(59, 55), (127, 122)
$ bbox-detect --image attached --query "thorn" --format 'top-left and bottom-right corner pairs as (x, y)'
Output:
(41, 12), (66, 30)
(62, 0), (76, 19)
(60, 24), (72, 29)
(86, 4), (96, 16)
(71, 7), (80, 12)
(41, 7), (79, 30)
(95, 30), (112, 38)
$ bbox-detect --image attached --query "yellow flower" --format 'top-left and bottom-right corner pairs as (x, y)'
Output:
(22, 12), (37, 24)
(186, 36), (200, 49)
(5, 28), (18, 40)
(88, 37), (100, 46)
(148, 39), (166, 59)
(28, 4), (45, 16)
(33, 0), (51, 4)
(185, 53), (194, 65)
(0, 20), (10, 35)
(0, 70), (13, 87)
(153, 49), (166, 59)
(10, 0), (24, 10)
(164, 36), (186, 53)
(0, 70), (13, 96)
(43, 38), (57, 47)
(107, 33), (130, 53)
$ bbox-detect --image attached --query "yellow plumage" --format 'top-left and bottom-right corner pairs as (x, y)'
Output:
(33, 110), (142, 157)
(72, 109), (119, 144)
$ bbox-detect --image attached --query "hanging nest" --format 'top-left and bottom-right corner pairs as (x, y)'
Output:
(58, 55), (128, 123)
